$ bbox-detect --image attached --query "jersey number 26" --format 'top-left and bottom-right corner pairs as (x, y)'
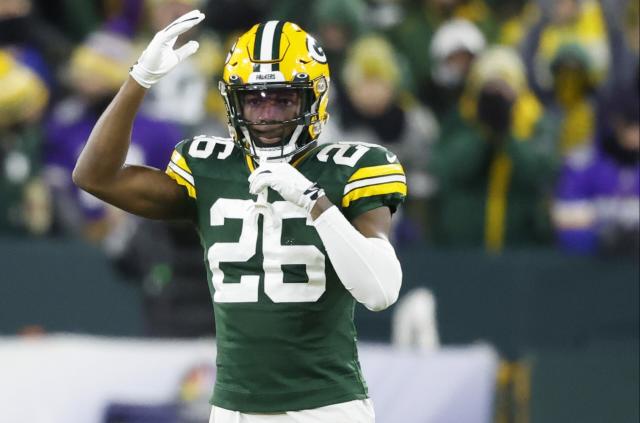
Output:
(209, 198), (326, 303)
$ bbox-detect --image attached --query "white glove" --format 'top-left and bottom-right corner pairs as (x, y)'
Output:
(129, 10), (205, 88)
(248, 162), (325, 214)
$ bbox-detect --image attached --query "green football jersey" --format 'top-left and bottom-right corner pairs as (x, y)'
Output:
(165, 136), (406, 413)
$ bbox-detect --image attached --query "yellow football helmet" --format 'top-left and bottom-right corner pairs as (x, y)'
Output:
(220, 21), (330, 161)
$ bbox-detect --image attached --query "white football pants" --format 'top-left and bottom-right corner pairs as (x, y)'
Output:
(209, 398), (375, 423)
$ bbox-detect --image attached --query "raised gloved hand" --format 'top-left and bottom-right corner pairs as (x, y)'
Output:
(129, 10), (205, 88)
(248, 162), (325, 214)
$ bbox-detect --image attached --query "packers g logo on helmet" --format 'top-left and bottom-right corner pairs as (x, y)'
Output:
(219, 21), (330, 161)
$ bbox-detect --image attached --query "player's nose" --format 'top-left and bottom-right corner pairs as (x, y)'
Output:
(256, 102), (283, 121)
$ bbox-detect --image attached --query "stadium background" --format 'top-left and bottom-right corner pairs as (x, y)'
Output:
(0, 0), (638, 422)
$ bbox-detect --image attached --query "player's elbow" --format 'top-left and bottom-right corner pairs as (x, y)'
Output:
(363, 283), (401, 312)
(72, 166), (86, 189)
(72, 165), (104, 197)
(364, 296), (394, 312)
(72, 166), (92, 192)
(363, 263), (402, 312)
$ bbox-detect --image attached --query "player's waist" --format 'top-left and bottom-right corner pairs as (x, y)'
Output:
(215, 343), (362, 387)
(212, 356), (368, 413)
(216, 342), (359, 367)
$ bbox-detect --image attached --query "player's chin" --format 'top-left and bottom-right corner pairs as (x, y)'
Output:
(256, 135), (282, 145)
(250, 127), (287, 146)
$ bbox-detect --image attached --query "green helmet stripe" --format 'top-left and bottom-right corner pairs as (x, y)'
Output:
(271, 21), (285, 71)
(253, 23), (265, 63)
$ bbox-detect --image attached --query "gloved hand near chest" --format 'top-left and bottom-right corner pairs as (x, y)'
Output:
(248, 162), (325, 214)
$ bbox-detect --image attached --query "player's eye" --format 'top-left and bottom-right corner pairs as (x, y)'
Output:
(277, 98), (294, 107)
(244, 97), (261, 106)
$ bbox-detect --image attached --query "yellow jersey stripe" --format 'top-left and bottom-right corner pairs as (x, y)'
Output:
(166, 167), (197, 199)
(342, 181), (407, 208)
(167, 161), (195, 186)
(348, 163), (405, 182)
(291, 148), (315, 167)
(343, 174), (407, 195)
(245, 154), (256, 172)
(171, 150), (193, 175)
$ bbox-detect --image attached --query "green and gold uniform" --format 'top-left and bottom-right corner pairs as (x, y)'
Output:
(165, 136), (406, 412)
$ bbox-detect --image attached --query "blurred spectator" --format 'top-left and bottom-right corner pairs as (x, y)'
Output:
(114, 220), (213, 338)
(548, 42), (599, 155)
(0, 0), (72, 91)
(203, 0), (269, 38)
(552, 77), (639, 257)
(429, 47), (559, 251)
(312, 0), (367, 67)
(600, 0), (638, 101)
(522, 0), (609, 102)
(387, 0), (497, 95)
(308, 2), (371, 154)
(192, 36), (230, 138)
(310, 0), (370, 138)
(31, 0), (100, 42)
(1, 0), (635, 263)
(0, 49), (51, 236)
(139, 0), (213, 132)
(0, 50), (48, 129)
(521, 0), (612, 157)
(322, 35), (438, 244)
(424, 18), (486, 119)
(266, 0), (312, 29)
(366, 0), (406, 31)
(43, 27), (182, 244)
(488, 0), (540, 47)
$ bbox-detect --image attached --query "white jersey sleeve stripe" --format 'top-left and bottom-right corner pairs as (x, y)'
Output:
(168, 161), (195, 186)
(343, 174), (407, 195)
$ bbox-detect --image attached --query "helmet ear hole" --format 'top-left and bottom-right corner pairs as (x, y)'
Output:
(315, 77), (328, 94)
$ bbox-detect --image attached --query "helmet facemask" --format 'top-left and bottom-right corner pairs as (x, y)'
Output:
(220, 77), (327, 162)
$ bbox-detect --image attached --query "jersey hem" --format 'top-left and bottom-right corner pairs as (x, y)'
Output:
(211, 387), (368, 413)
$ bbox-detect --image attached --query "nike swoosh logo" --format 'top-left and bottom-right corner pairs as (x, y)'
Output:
(304, 184), (321, 200)
(386, 152), (397, 163)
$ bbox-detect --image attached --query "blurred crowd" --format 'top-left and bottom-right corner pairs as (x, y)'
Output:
(1, 0), (638, 333)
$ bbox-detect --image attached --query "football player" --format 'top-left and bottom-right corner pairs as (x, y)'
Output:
(73, 10), (407, 423)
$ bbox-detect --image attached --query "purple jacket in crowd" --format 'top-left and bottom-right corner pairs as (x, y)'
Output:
(554, 141), (639, 254)
(44, 98), (183, 225)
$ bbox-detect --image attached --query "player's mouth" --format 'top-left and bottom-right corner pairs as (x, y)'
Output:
(251, 126), (285, 145)
(257, 135), (281, 144)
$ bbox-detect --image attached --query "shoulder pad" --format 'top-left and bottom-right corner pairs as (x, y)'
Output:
(313, 142), (407, 218)
(312, 141), (401, 169)
(166, 136), (236, 200)
(175, 135), (237, 161)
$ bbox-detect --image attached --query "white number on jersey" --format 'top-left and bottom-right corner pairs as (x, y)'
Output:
(188, 135), (234, 160)
(209, 198), (326, 303)
(316, 143), (370, 167)
(208, 199), (260, 302)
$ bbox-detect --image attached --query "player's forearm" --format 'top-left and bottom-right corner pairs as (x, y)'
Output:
(313, 206), (402, 311)
(310, 195), (333, 220)
(72, 77), (147, 193)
